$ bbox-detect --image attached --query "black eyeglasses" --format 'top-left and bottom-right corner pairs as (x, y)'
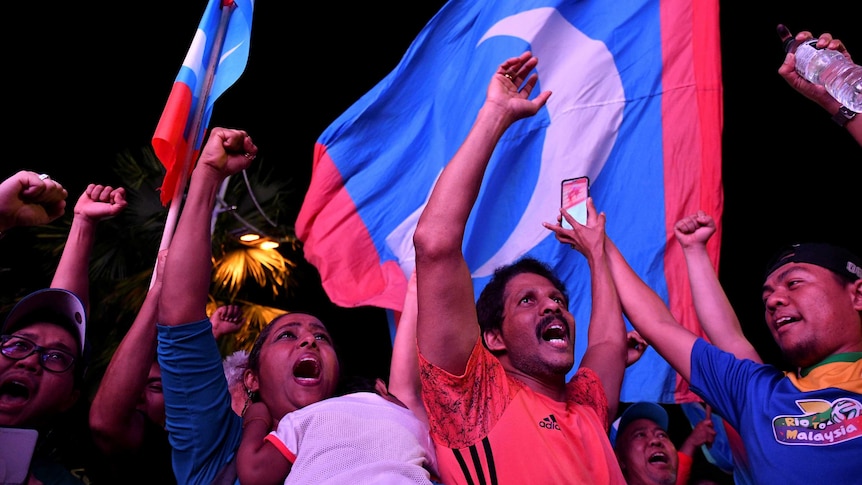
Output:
(1, 334), (76, 373)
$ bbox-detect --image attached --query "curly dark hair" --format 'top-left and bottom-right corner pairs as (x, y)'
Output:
(475, 257), (568, 340)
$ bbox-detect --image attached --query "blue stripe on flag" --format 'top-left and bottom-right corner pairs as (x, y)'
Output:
(297, 0), (722, 404)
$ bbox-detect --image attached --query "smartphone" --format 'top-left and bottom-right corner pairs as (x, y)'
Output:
(0, 427), (38, 485)
(560, 176), (589, 229)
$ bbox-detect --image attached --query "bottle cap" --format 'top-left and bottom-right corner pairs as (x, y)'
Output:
(777, 24), (797, 53)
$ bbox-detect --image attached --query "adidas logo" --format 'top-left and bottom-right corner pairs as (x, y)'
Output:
(539, 414), (561, 431)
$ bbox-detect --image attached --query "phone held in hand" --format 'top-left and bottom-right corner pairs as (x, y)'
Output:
(560, 176), (589, 229)
(0, 427), (38, 485)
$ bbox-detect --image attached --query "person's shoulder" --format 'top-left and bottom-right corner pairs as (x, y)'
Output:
(566, 367), (604, 401)
(569, 366), (601, 385)
(566, 367), (608, 415)
(333, 391), (380, 403)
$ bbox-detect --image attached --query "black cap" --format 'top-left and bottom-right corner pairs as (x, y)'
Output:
(764, 243), (862, 282)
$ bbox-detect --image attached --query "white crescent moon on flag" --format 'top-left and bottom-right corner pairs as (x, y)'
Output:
(385, 7), (624, 281)
(472, 7), (624, 277)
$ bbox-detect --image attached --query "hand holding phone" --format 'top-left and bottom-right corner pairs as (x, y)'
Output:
(561, 176), (589, 229)
(0, 427), (38, 485)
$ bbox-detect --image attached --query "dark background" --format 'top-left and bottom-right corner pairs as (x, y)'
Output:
(3, 1), (860, 387)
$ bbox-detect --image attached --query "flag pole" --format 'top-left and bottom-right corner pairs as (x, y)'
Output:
(152, 0), (236, 286)
(158, 0), (236, 253)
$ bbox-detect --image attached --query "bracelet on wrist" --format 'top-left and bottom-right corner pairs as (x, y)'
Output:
(831, 106), (858, 128)
(242, 416), (272, 429)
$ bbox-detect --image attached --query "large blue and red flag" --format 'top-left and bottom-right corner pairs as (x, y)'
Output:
(152, 0), (254, 207)
(296, 0), (723, 404)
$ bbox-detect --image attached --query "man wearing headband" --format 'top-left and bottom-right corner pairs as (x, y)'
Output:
(599, 231), (862, 483)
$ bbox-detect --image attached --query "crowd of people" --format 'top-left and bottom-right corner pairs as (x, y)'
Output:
(1, 26), (859, 485)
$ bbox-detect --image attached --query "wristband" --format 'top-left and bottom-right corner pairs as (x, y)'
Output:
(831, 106), (857, 127)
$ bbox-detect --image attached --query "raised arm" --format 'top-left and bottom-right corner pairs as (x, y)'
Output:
(51, 184), (127, 311)
(0, 170), (68, 232)
(90, 250), (166, 454)
(237, 401), (289, 485)
(604, 234), (697, 382)
(387, 271), (427, 425)
(158, 128), (257, 327)
(777, 26), (861, 146)
(678, 404), (716, 458)
(211, 304), (245, 340)
(544, 198), (626, 417)
(413, 51), (552, 374)
(674, 211), (761, 363)
(155, 127), (257, 485)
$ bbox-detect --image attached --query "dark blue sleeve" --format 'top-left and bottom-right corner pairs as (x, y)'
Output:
(157, 319), (242, 485)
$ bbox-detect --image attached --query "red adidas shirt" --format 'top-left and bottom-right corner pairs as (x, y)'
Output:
(420, 339), (625, 485)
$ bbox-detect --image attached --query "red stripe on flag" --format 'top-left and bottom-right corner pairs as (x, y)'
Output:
(153, 82), (195, 206)
(296, 144), (407, 309)
(660, 0), (724, 403)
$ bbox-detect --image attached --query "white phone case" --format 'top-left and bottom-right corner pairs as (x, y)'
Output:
(0, 427), (38, 485)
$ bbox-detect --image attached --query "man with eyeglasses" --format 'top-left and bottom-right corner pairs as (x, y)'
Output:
(1, 180), (125, 485)
(1, 287), (90, 484)
(1, 334), (77, 373)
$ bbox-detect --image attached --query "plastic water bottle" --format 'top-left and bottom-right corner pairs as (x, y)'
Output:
(779, 24), (862, 113)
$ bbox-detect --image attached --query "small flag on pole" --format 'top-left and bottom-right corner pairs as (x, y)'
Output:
(152, 0), (254, 207)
